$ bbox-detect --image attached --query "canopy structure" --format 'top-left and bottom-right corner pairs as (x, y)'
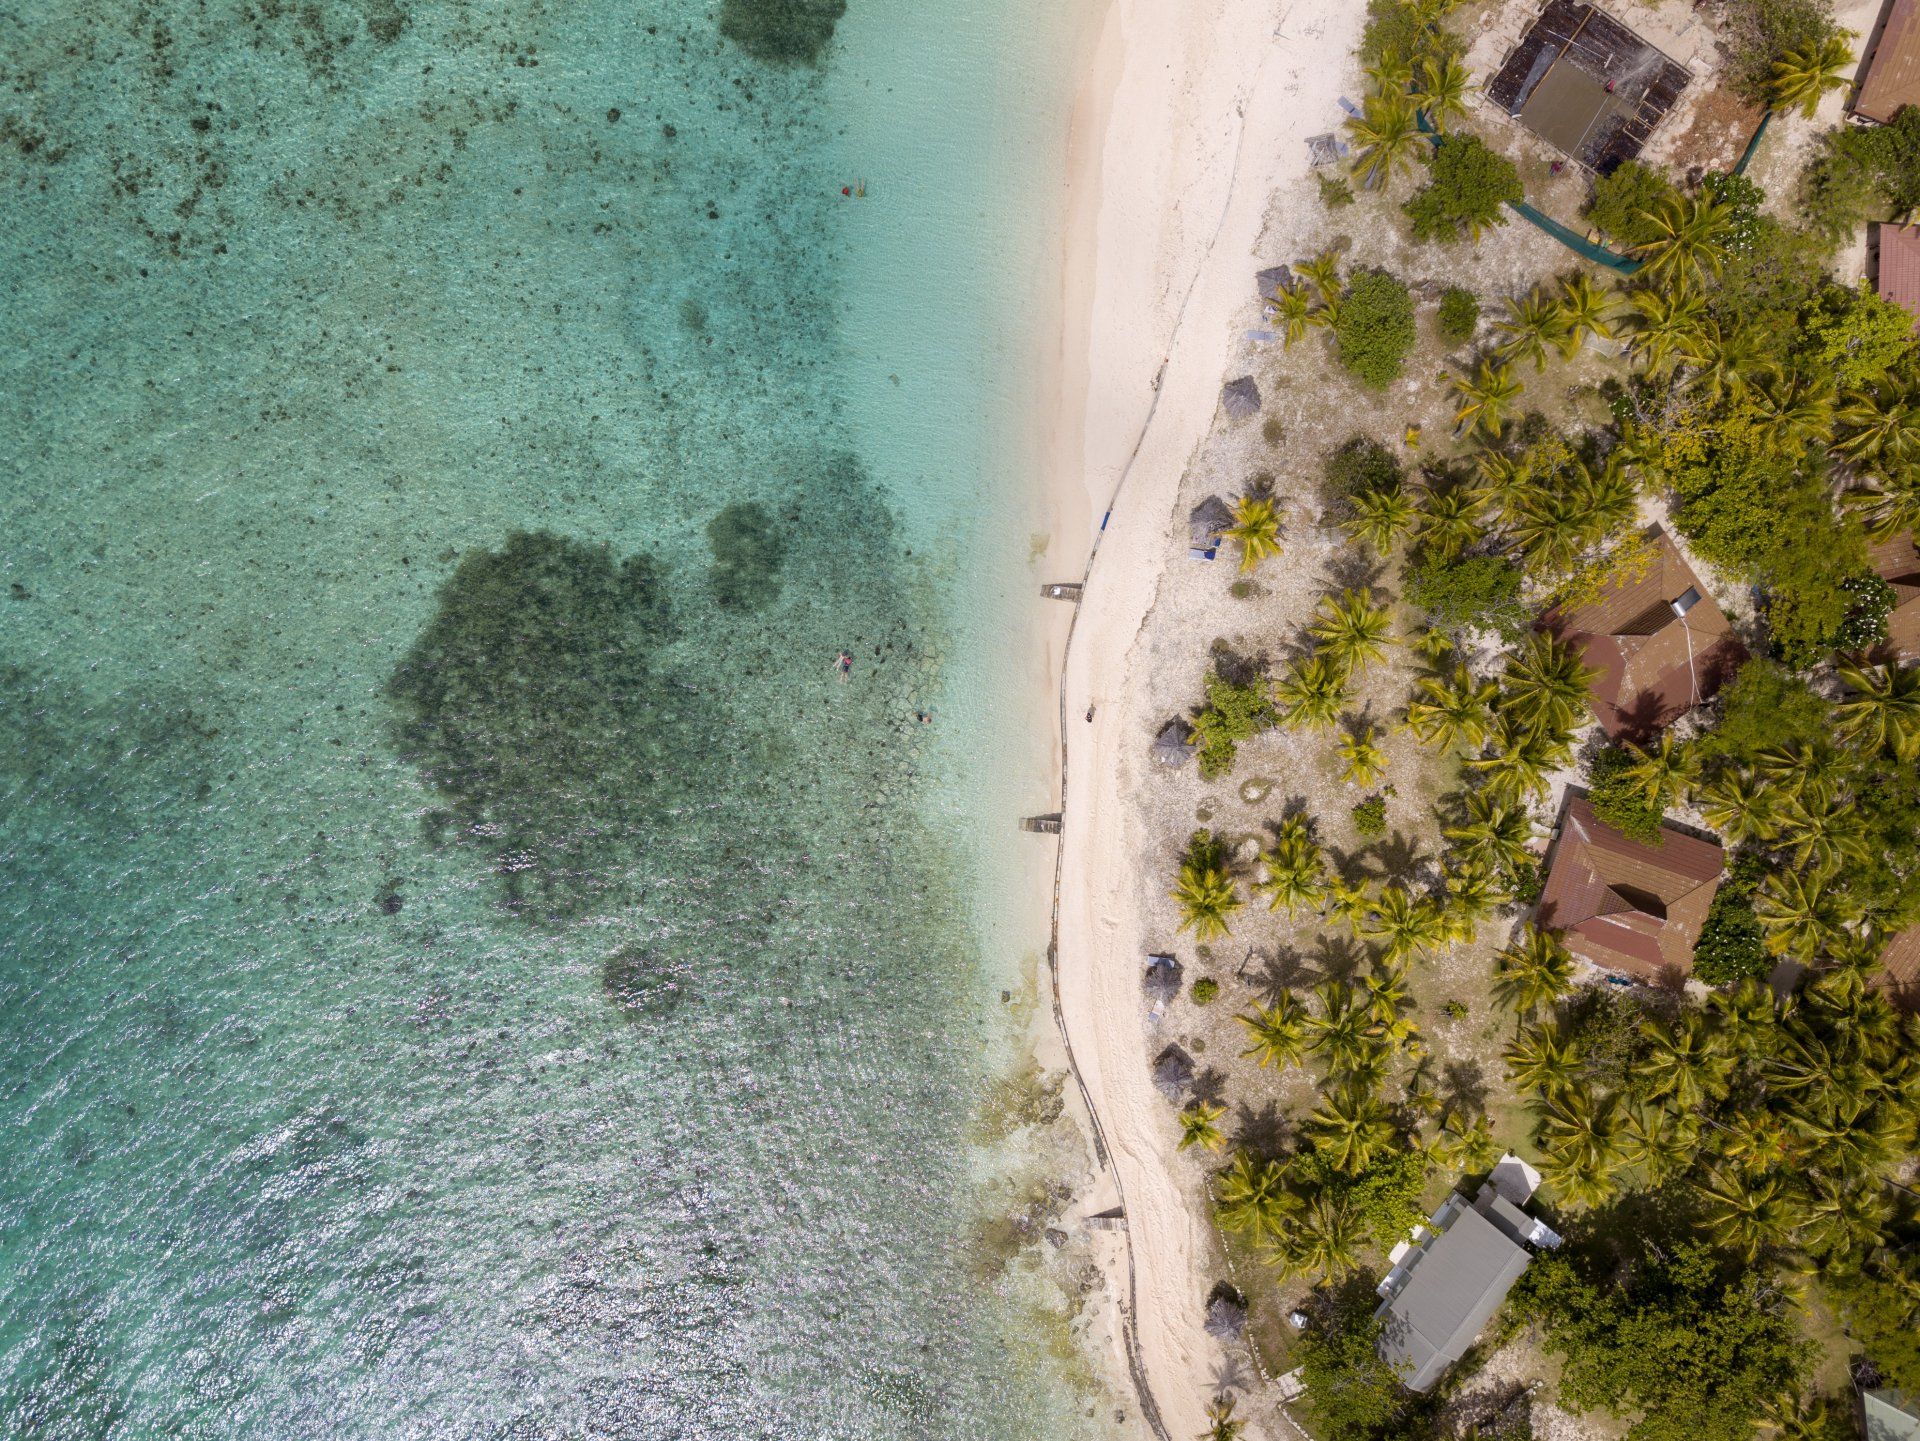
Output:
(1151, 1043), (1195, 1101)
(1221, 376), (1261, 419)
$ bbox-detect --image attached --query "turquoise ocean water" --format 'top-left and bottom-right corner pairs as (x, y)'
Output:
(0, 3), (1102, 1437)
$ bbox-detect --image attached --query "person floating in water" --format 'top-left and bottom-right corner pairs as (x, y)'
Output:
(836, 650), (853, 679)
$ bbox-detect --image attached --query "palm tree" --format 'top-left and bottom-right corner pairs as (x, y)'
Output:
(1224, 494), (1284, 574)
(1639, 1010), (1733, 1110)
(1297, 248), (1344, 307)
(1173, 830), (1242, 940)
(1695, 1167), (1795, 1261)
(1768, 32), (1855, 118)
(1694, 766), (1779, 844)
(1274, 652), (1351, 729)
(1621, 733), (1697, 809)
(1344, 485), (1418, 553)
(1706, 976), (1780, 1059)
(1836, 373), (1920, 465)
(1271, 284), (1318, 347)
(1339, 726), (1389, 788)
(1495, 290), (1568, 372)
(1275, 1190), (1364, 1283)
(1690, 319), (1777, 404)
(1444, 789), (1536, 875)
(1431, 1112), (1501, 1172)
(1448, 358), (1523, 439)
(1405, 665), (1497, 751)
(1554, 272), (1616, 358)
(1203, 1395), (1245, 1441)
(1365, 883), (1450, 963)
(1442, 859), (1504, 939)
(1306, 981), (1385, 1075)
(1415, 54), (1471, 132)
(1467, 727), (1565, 804)
(1366, 49), (1415, 97)
(1504, 1021), (1584, 1096)
(1775, 789), (1871, 874)
(1257, 817), (1327, 916)
(1213, 1150), (1296, 1237)
(1836, 661), (1920, 761)
(1633, 193), (1733, 287)
(1618, 1103), (1699, 1185)
(1794, 1170), (1892, 1263)
(1239, 993), (1310, 1069)
(1310, 589), (1394, 672)
(1346, 92), (1424, 189)
(1414, 484), (1484, 562)
(1713, 1108), (1794, 1174)
(1752, 372), (1837, 451)
(1847, 466), (1920, 540)
(1323, 877), (1376, 937)
(1752, 868), (1861, 960)
(1624, 284), (1707, 378)
(1489, 924), (1575, 1022)
(1534, 1085), (1623, 1174)
(1178, 1099), (1228, 1152)
(1538, 1149), (1622, 1210)
(1306, 1083), (1398, 1175)
(1499, 631), (1596, 740)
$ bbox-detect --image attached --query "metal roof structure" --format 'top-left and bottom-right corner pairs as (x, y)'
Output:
(1855, 0), (1920, 124)
(1868, 527), (1920, 660)
(1865, 1389), (1920, 1441)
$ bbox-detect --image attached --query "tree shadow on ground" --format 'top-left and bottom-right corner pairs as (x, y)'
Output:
(1231, 1098), (1292, 1158)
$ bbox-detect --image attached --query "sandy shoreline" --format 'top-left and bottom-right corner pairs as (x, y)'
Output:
(1036, 1), (1365, 1435)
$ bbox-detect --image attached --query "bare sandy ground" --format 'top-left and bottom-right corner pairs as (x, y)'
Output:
(1039, 2), (1367, 1436)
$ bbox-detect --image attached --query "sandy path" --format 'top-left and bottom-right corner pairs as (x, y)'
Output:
(1041, 2), (1364, 1437)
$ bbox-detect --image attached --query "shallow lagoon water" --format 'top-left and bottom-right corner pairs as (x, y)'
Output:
(0, 2), (1095, 1436)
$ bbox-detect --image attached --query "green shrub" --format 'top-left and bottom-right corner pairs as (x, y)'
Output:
(1586, 161), (1679, 247)
(1436, 286), (1480, 344)
(1588, 747), (1664, 844)
(1804, 106), (1920, 239)
(1334, 271), (1417, 389)
(1692, 853), (1771, 986)
(1324, 437), (1404, 498)
(1696, 659), (1832, 766)
(1721, 0), (1844, 103)
(1190, 670), (1274, 779)
(1190, 976), (1220, 1005)
(1404, 553), (1527, 638)
(1405, 135), (1522, 244)
(1792, 282), (1917, 388)
(1352, 796), (1388, 837)
(1442, 998), (1468, 1020)
(1837, 572), (1898, 651)
(1296, 1302), (1414, 1441)
(1825, 1262), (1920, 1391)
(1317, 170), (1356, 210)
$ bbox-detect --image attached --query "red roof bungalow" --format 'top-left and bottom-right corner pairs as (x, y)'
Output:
(1854, 0), (1920, 125)
(1868, 530), (1920, 660)
(1538, 795), (1724, 984)
(1878, 923), (1920, 1012)
(1876, 224), (1920, 334)
(1544, 527), (1746, 741)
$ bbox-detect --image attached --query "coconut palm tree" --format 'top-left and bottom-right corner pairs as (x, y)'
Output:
(1448, 358), (1523, 439)
(1752, 868), (1861, 960)
(1792, 1167), (1892, 1259)
(1618, 1103), (1700, 1185)
(1239, 996), (1311, 1073)
(1837, 374), (1920, 465)
(1639, 1010), (1733, 1110)
(1768, 32), (1855, 119)
(1310, 589), (1394, 672)
(1495, 290), (1569, 373)
(1405, 665), (1498, 752)
(1213, 1150), (1296, 1237)
(1690, 318), (1778, 404)
(1695, 1167), (1795, 1261)
(1489, 924), (1575, 1022)
(1537, 1149), (1622, 1210)
(1271, 284), (1318, 347)
(1415, 54), (1472, 131)
(1554, 272), (1616, 358)
(1633, 193), (1733, 287)
(1848, 466), (1920, 542)
(1297, 248), (1344, 308)
(1621, 733), (1697, 810)
(1306, 1083), (1398, 1175)
(1694, 766), (1780, 844)
(1499, 631), (1596, 740)
(1707, 976), (1780, 1059)
(1467, 726), (1565, 804)
(1346, 92), (1424, 188)
(1275, 1190), (1365, 1283)
(1836, 661), (1920, 761)
(1624, 284), (1708, 378)
(1441, 859), (1504, 940)
(1257, 819), (1327, 917)
(1339, 726), (1389, 788)
(1344, 485), (1418, 554)
(1431, 1112), (1502, 1172)
(1366, 48), (1415, 97)
(1775, 790), (1871, 874)
(1306, 981), (1384, 1075)
(1713, 1108), (1795, 1174)
(1203, 1395), (1245, 1441)
(1752, 372), (1837, 451)
(1504, 1021), (1584, 1096)
(1414, 484), (1484, 563)
(1178, 1099), (1228, 1152)
(1173, 830), (1242, 940)
(1753, 740), (1826, 792)
(1274, 652), (1352, 729)
(1444, 789), (1537, 875)
(1224, 494), (1284, 574)
(1534, 1085), (1623, 1174)
(1366, 883), (1450, 964)
(1323, 877), (1376, 937)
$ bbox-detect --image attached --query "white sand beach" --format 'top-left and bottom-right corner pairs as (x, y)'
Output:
(1037, 0), (1366, 1435)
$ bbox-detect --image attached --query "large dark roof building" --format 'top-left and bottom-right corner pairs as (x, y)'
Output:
(1486, 0), (1690, 174)
(1538, 795), (1724, 983)
(1546, 527), (1745, 741)
(1854, 0), (1920, 125)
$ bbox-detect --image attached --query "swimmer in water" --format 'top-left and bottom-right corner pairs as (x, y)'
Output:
(836, 650), (853, 679)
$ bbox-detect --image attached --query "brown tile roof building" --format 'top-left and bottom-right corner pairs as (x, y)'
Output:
(1546, 527), (1746, 741)
(1880, 924), (1920, 1012)
(1876, 225), (1920, 332)
(1855, 0), (1920, 125)
(1869, 530), (1920, 660)
(1538, 795), (1724, 983)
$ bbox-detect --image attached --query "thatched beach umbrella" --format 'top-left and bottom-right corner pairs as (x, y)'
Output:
(1188, 497), (1232, 559)
(1221, 376), (1261, 419)
(1151, 720), (1197, 769)
(1151, 1043), (1195, 1101)
(1204, 1284), (1249, 1341)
